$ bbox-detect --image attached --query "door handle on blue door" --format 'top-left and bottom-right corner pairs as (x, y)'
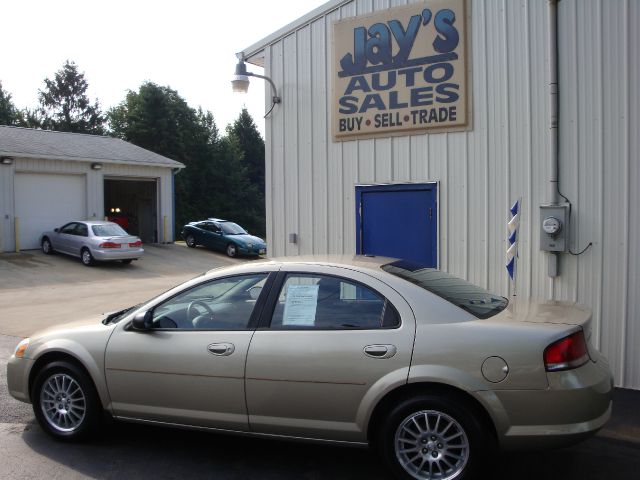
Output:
(363, 344), (397, 359)
(207, 343), (235, 356)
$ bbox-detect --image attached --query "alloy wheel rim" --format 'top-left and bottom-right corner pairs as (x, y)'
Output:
(40, 373), (86, 432)
(187, 236), (194, 247)
(82, 251), (91, 264)
(228, 245), (236, 256)
(43, 241), (50, 253)
(394, 410), (469, 480)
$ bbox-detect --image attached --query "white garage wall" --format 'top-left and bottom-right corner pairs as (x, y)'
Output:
(0, 157), (178, 252)
(256, 0), (639, 388)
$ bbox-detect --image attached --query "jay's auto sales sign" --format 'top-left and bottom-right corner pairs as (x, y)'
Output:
(332, 0), (468, 140)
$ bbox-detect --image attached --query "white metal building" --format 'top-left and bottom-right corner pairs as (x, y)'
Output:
(240, 0), (639, 389)
(0, 126), (184, 252)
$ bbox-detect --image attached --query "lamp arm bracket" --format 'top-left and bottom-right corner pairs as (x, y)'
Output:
(248, 72), (281, 103)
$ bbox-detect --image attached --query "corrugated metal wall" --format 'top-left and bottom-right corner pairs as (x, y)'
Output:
(261, 0), (639, 389)
(0, 158), (176, 251)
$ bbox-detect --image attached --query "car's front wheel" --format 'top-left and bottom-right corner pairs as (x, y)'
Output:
(226, 243), (238, 257)
(32, 361), (101, 441)
(377, 394), (487, 480)
(80, 248), (94, 266)
(185, 235), (197, 248)
(42, 237), (53, 255)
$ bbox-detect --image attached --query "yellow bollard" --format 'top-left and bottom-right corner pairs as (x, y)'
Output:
(14, 217), (20, 253)
(163, 216), (168, 244)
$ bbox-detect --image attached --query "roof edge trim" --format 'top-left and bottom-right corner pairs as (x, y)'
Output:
(0, 151), (185, 169)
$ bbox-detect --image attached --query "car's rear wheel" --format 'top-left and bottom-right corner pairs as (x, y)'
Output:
(32, 361), (101, 441)
(80, 248), (94, 266)
(186, 235), (197, 248)
(226, 243), (238, 257)
(42, 238), (53, 255)
(377, 394), (486, 480)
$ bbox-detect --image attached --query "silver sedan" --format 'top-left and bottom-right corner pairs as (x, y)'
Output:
(6, 256), (612, 480)
(41, 220), (144, 266)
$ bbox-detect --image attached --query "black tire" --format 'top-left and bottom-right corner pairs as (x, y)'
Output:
(185, 235), (197, 248)
(80, 248), (94, 266)
(31, 361), (102, 441)
(376, 394), (488, 480)
(42, 237), (54, 255)
(121, 259), (133, 264)
(226, 243), (238, 258)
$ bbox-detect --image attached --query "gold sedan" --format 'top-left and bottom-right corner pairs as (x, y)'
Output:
(7, 256), (612, 480)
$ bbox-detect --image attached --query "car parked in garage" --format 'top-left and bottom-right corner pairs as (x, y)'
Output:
(7, 256), (612, 480)
(41, 221), (144, 266)
(181, 218), (266, 257)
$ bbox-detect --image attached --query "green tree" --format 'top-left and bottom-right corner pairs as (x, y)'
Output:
(0, 81), (22, 125)
(108, 82), (220, 229)
(38, 61), (105, 134)
(227, 108), (265, 196)
(226, 108), (266, 235)
(108, 82), (267, 237)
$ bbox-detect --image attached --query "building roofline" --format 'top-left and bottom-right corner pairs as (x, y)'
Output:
(241, 0), (351, 67)
(0, 150), (185, 169)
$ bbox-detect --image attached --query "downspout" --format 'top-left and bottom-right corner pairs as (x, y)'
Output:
(547, 0), (560, 279)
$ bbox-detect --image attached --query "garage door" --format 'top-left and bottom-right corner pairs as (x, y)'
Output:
(15, 173), (86, 250)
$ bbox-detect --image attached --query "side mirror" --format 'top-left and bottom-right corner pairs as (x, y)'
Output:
(54, 228), (59, 232)
(131, 310), (153, 331)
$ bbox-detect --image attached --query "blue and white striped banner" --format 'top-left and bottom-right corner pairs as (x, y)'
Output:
(506, 200), (520, 280)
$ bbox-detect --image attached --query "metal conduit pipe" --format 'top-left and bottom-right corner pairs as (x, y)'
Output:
(547, 0), (560, 279)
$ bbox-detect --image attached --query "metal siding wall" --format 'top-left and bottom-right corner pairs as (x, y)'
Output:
(263, 0), (639, 388)
(626, 0), (640, 390)
(298, 25), (314, 255)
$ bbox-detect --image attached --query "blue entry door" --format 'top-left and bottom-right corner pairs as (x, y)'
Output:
(356, 184), (438, 267)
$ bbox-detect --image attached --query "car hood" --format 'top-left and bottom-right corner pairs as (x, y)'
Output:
(231, 234), (266, 246)
(28, 314), (114, 343)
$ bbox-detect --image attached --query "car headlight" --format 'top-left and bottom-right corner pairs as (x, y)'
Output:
(14, 338), (29, 358)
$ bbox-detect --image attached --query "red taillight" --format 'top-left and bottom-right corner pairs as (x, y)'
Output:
(129, 240), (142, 247)
(544, 330), (590, 371)
(99, 242), (121, 249)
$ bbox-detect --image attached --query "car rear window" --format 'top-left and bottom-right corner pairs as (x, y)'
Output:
(382, 260), (508, 319)
(92, 224), (128, 236)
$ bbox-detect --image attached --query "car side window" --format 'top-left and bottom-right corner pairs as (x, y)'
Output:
(75, 224), (88, 237)
(150, 273), (268, 330)
(60, 223), (77, 234)
(269, 274), (400, 330)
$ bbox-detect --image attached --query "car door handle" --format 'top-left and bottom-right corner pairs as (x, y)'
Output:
(363, 344), (397, 359)
(207, 343), (235, 356)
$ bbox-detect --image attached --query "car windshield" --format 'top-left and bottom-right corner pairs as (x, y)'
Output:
(220, 222), (247, 235)
(92, 224), (128, 237)
(382, 260), (508, 319)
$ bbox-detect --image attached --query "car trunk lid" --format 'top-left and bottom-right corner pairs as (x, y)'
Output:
(101, 235), (141, 250)
(493, 299), (597, 359)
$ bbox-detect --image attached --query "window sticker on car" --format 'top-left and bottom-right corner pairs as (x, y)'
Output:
(282, 284), (319, 326)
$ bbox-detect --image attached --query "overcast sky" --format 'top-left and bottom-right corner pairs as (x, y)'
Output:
(1, 0), (327, 137)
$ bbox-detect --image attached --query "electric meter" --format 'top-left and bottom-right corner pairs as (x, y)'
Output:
(542, 217), (562, 236)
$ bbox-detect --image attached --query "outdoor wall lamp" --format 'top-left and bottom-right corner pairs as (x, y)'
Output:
(91, 162), (103, 170)
(231, 54), (281, 118)
(0, 156), (14, 165)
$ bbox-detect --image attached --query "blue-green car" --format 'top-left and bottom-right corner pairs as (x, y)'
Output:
(181, 218), (266, 257)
